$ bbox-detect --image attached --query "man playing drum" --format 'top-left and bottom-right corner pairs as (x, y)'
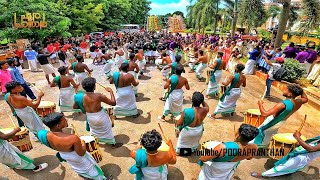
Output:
(251, 131), (320, 178)
(5, 81), (45, 135)
(194, 50), (208, 81)
(158, 66), (190, 122)
(176, 92), (209, 154)
(37, 113), (108, 179)
(160, 52), (172, 81)
(51, 66), (79, 113)
(69, 55), (93, 92)
(0, 127), (48, 172)
(251, 84), (308, 146)
(206, 52), (226, 98)
(198, 124), (259, 180)
(129, 129), (177, 180)
(161, 54), (183, 82)
(127, 53), (140, 96)
(208, 64), (246, 119)
(133, 48), (146, 78)
(73, 77), (122, 148)
(109, 63), (140, 118)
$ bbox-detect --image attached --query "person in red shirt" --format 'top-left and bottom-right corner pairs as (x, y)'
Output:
(47, 42), (57, 64)
(79, 40), (87, 58)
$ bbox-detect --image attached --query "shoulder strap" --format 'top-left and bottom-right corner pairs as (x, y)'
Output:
(71, 62), (77, 71)
(212, 142), (240, 162)
(113, 72), (121, 89)
(169, 74), (179, 94)
(54, 76), (61, 89)
(178, 108), (195, 131)
(128, 148), (148, 180)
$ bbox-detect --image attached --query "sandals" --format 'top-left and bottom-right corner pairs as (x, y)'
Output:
(33, 163), (48, 172)
(207, 114), (216, 120)
(250, 172), (262, 178)
(132, 112), (140, 118)
(159, 97), (166, 101)
(158, 116), (166, 122)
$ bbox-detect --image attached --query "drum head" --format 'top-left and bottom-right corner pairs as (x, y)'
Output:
(80, 136), (95, 143)
(247, 109), (261, 115)
(273, 133), (307, 144)
(158, 141), (170, 151)
(16, 127), (28, 135)
(202, 141), (220, 149)
(0, 128), (15, 134)
(39, 101), (56, 108)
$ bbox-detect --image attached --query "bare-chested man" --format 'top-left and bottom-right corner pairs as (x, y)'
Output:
(51, 66), (79, 112)
(194, 50), (208, 81)
(198, 124), (259, 179)
(110, 63), (139, 117)
(176, 92), (209, 154)
(129, 129), (176, 179)
(188, 47), (199, 72)
(250, 84), (308, 146)
(114, 46), (125, 68)
(6, 81), (45, 134)
(127, 53), (140, 96)
(133, 48), (146, 77)
(161, 52), (173, 80)
(38, 113), (108, 179)
(69, 55), (93, 92)
(206, 52), (226, 98)
(158, 66), (190, 121)
(73, 77), (122, 148)
(208, 64), (246, 119)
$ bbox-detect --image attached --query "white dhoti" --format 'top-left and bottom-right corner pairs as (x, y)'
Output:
(50, 53), (57, 59)
(128, 71), (138, 95)
(163, 89), (184, 117)
(59, 151), (106, 180)
(0, 140), (36, 170)
(136, 59), (146, 73)
(243, 59), (255, 75)
(214, 88), (241, 114)
(155, 58), (163, 66)
(115, 55), (125, 68)
(114, 86), (138, 116)
(161, 66), (171, 79)
(262, 151), (320, 177)
(74, 72), (88, 92)
(250, 115), (285, 146)
(59, 60), (70, 68)
(207, 70), (222, 96)
(15, 106), (45, 134)
(196, 63), (208, 79)
(176, 125), (204, 153)
(188, 57), (196, 70)
(168, 50), (175, 62)
(90, 52), (97, 59)
(227, 58), (238, 74)
(198, 141), (239, 180)
(104, 61), (118, 78)
(307, 64), (320, 81)
(86, 109), (115, 144)
(141, 165), (168, 180)
(40, 64), (55, 75)
(59, 86), (75, 112)
(27, 59), (38, 72)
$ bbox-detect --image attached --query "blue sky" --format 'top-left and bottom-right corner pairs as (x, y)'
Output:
(149, 0), (191, 16)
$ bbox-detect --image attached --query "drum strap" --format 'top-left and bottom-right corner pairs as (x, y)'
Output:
(220, 73), (240, 102)
(170, 62), (178, 75)
(54, 76), (61, 89)
(74, 93), (90, 131)
(210, 59), (222, 83)
(178, 108), (195, 131)
(129, 148), (148, 180)
(112, 71), (120, 89)
(71, 62), (77, 71)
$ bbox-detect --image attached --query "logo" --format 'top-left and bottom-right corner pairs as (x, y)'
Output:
(179, 148), (192, 156)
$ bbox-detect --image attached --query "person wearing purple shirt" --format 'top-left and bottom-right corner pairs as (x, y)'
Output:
(306, 47), (317, 64)
(295, 47), (309, 63)
(283, 42), (297, 58)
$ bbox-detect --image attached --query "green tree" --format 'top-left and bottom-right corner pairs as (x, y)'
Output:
(238, 0), (267, 32)
(125, 0), (151, 25)
(172, 11), (185, 19)
(300, 0), (320, 34)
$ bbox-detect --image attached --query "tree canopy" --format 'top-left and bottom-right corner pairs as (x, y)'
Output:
(0, 0), (151, 40)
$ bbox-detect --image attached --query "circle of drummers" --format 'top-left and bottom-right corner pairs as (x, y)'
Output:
(1, 33), (319, 180)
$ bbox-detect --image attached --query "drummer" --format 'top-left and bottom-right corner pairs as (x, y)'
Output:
(129, 129), (177, 179)
(205, 52), (226, 99)
(74, 77), (122, 148)
(51, 66), (79, 113)
(251, 131), (320, 178)
(251, 84), (308, 146)
(176, 92), (209, 154)
(5, 81), (45, 135)
(127, 53), (140, 96)
(0, 127), (48, 172)
(160, 52), (172, 81)
(37, 113), (108, 179)
(194, 50), (208, 81)
(161, 54), (183, 80)
(198, 124), (259, 179)
(69, 55), (93, 92)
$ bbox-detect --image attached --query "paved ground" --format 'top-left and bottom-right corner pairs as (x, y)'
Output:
(0, 59), (319, 180)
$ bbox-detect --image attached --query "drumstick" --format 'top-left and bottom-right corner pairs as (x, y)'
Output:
(261, 87), (267, 101)
(157, 122), (168, 141)
(97, 82), (105, 88)
(71, 124), (79, 136)
(200, 89), (205, 94)
(7, 112), (17, 128)
(298, 115), (307, 132)
(31, 83), (41, 93)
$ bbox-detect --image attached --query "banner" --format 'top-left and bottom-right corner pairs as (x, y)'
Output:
(14, 13), (47, 29)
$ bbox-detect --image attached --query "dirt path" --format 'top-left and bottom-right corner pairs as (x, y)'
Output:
(0, 60), (319, 180)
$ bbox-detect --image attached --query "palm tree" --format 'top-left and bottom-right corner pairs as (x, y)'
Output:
(272, 0), (291, 48)
(238, 0), (267, 32)
(299, 0), (320, 34)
